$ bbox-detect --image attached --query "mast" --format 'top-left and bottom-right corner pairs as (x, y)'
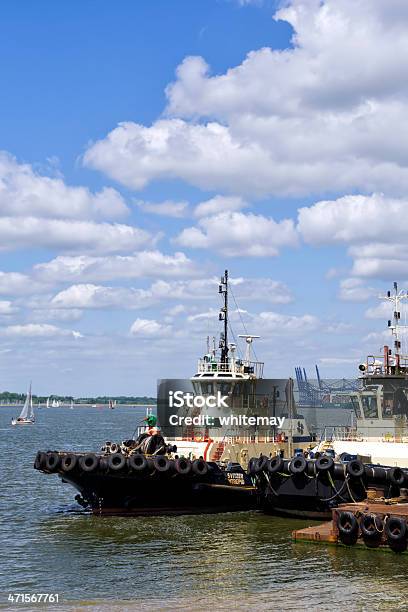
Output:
(219, 270), (229, 365)
(380, 282), (408, 371)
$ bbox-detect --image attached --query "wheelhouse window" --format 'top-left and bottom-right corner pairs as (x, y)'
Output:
(350, 396), (362, 419)
(361, 395), (378, 419)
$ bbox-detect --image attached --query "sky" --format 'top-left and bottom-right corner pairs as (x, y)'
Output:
(0, 0), (407, 396)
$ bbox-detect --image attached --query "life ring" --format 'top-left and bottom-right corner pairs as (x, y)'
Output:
(337, 510), (359, 545)
(194, 433), (204, 443)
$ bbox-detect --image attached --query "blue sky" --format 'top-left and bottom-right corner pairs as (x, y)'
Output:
(0, 0), (406, 395)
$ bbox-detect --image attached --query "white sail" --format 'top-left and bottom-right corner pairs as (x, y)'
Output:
(19, 384), (34, 420)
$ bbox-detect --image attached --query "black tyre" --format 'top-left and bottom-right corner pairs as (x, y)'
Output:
(360, 514), (383, 548)
(316, 455), (334, 472)
(129, 454), (148, 473)
(79, 453), (99, 473)
(45, 452), (60, 472)
(385, 516), (408, 552)
(346, 459), (364, 478)
(34, 451), (47, 471)
(61, 453), (78, 473)
(249, 455), (268, 475)
(388, 467), (406, 487)
(192, 458), (208, 476)
(153, 455), (171, 474)
(337, 511), (359, 545)
(267, 455), (283, 474)
(108, 453), (126, 472)
(289, 455), (307, 475)
(175, 457), (191, 476)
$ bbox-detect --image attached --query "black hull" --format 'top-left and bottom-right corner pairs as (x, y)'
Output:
(35, 452), (257, 516)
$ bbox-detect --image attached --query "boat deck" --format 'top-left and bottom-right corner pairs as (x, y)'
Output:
(292, 498), (408, 552)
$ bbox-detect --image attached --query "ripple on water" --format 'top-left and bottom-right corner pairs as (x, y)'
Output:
(1, 406), (408, 608)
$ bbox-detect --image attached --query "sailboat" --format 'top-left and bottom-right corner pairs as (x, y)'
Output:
(109, 400), (116, 410)
(11, 383), (35, 425)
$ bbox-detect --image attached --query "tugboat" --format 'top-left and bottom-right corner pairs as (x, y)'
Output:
(314, 282), (408, 467)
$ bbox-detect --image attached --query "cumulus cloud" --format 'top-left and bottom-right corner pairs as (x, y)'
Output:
(84, 1), (408, 197)
(51, 284), (152, 310)
(298, 194), (408, 280)
(0, 271), (47, 296)
(338, 278), (377, 302)
(0, 151), (128, 219)
(175, 211), (298, 256)
(0, 323), (82, 338)
(136, 199), (188, 217)
(34, 250), (198, 283)
(0, 300), (18, 315)
(0, 217), (152, 254)
(194, 195), (247, 217)
(130, 318), (171, 337)
(259, 311), (319, 333)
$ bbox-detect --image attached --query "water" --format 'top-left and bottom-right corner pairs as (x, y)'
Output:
(1, 406), (407, 611)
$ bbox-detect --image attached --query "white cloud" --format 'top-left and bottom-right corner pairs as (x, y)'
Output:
(84, 1), (408, 197)
(338, 278), (376, 302)
(0, 300), (18, 315)
(34, 250), (198, 283)
(0, 151), (128, 219)
(136, 199), (188, 217)
(194, 195), (247, 218)
(51, 284), (152, 310)
(298, 194), (408, 280)
(0, 323), (82, 338)
(0, 271), (47, 296)
(175, 211), (298, 256)
(259, 311), (319, 333)
(0, 217), (152, 254)
(130, 318), (171, 337)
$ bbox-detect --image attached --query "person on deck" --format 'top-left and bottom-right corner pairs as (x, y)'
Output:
(143, 414), (159, 436)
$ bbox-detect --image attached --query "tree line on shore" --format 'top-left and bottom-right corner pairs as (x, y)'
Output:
(0, 391), (156, 404)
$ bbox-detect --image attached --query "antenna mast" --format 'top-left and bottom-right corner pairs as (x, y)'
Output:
(219, 270), (229, 364)
(380, 281), (408, 359)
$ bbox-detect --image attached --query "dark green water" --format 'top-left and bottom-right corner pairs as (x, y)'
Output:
(1, 406), (408, 611)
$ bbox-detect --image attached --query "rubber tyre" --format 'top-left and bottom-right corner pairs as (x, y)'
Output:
(129, 453), (148, 472)
(267, 455), (283, 474)
(316, 455), (334, 472)
(385, 516), (408, 552)
(34, 451), (47, 471)
(61, 453), (78, 473)
(250, 455), (268, 475)
(192, 458), (209, 476)
(289, 455), (307, 475)
(360, 514), (383, 548)
(45, 452), (60, 472)
(388, 467), (406, 487)
(175, 457), (191, 476)
(346, 459), (364, 479)
(337, 511), (359, 545)
(153, 455), (171, 474)
(79, 453), (99, 473)
(108, 453), (126, 472)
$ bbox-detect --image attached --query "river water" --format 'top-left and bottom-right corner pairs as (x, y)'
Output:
(0, 406), (407, 611)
